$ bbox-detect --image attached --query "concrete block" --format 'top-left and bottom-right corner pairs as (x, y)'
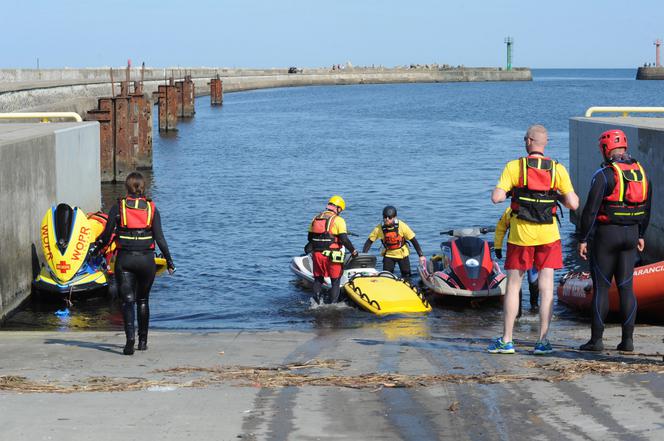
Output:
(570, 117), (664, 260)
(0, 123), (100, 322)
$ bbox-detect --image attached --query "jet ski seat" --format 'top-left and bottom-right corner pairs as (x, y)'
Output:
(55, 203), (74, 253)
(344, 254), (377, 270)
(454, 237), (484, 260)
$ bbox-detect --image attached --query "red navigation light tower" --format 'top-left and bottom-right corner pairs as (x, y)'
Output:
(655, 39), (662, 67)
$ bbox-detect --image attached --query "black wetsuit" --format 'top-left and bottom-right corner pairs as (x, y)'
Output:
(578, 161), (651, 349)
(99, 200), (173, 352)
(362, 236), (424, 279)
(307, 232), (356, 304)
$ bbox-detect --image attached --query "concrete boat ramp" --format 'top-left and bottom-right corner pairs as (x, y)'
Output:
(1, 323), (663, 441)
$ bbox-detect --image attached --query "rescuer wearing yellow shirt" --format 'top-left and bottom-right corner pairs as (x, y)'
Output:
(362, 206), (426, 279)
(487, 125), (579, 355)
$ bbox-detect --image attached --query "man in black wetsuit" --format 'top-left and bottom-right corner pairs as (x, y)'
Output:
(97, 172), (175, 355)
(578, 129), (652, 352)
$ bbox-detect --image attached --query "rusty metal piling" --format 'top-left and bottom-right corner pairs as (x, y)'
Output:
(85, 65), (153, 182)
(175, 74), (195, 117)
(209, 74), (223, 105)
(154, 77), (178, 131)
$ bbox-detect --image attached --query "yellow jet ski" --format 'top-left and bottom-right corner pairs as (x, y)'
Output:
(33, 204), (108, 301)
(344, 272), (432, 316)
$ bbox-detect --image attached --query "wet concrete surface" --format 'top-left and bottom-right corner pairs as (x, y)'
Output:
(1, 322), (663, 441)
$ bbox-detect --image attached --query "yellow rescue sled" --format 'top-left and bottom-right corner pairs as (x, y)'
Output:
(344, 272), (432, 316)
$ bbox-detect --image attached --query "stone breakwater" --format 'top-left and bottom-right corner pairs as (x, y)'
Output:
(0, 67), (532, 115)
(636, 66), (664, 80)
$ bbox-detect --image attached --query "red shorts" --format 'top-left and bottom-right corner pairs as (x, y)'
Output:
(505, 240), (562, 271)
(312, 251), (343, 279)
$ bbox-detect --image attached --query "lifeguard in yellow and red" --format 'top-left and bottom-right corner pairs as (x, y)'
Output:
(307, 195), (358, 304)
(488, 124), (579, 355)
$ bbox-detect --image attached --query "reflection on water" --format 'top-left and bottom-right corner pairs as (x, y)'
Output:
(5, 69), (661, 331)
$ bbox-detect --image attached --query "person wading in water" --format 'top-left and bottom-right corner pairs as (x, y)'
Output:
(97, 172), (175, 355)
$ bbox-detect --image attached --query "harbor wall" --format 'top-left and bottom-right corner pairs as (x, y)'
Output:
(635, 66), (664, 80)
(569, 117), (664, 260)
(0, 122), (100, 322)
(0, 67), (532, 115)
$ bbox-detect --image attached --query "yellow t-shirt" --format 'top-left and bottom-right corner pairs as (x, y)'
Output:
(494, 207), (511, 251)
(308, 211), (348, 236)
(368, 220), (416, 259)
(496, 158), (574, 246)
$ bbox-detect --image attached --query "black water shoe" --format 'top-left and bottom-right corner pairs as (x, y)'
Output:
(579, 339), (604, 351)
(617, 339), (634, 352)
(123, 339), (135, 355)
(137, 340), (148, 351)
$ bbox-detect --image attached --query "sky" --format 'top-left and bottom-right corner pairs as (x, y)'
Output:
(3, 0), (664, 69)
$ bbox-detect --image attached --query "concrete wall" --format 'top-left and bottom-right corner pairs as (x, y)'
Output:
(570, 117), (664, 260)
(0, 67), (532, 115)
(0, 122), (100, 321)
(636, 66), (664, 80)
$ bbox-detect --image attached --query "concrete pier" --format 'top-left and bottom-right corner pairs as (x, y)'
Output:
(1, 325), (663, 440)
(0, 122), (100, 322)
(0, 67), (532, 116)
(569, 117), (664, 260)
(636, 66), (664, 80)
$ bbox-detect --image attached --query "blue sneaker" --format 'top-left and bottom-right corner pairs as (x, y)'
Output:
(487, 338), (515, 354)
(533, 339), (553, 355)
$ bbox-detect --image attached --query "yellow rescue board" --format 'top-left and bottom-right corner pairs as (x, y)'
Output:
(155, 256), (168, 276)
(344, 274), (432, 316)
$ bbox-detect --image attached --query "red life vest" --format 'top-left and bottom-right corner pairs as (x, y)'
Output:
(510, 155), (559, 224)
(598, 160), (648, 225)
(381, 223), (405, 250)
(310, 210), (340, 251)
(117, 197), (156, 250)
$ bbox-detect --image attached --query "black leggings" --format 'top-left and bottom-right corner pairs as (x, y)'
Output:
(383, 256), (411, 278)
(589, 224), (639, 341)
(115, 251), (156, 341)
(313, 277), (341, 304)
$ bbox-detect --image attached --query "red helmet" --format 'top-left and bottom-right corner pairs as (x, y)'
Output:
(598, 129), (628, 157)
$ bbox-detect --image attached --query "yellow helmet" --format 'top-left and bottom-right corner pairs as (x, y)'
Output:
(328, 195), (346, 211)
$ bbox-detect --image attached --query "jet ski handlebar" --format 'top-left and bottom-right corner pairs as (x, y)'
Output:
(440, 227), (496, 237)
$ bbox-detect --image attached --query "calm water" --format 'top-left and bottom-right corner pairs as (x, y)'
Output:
(5, 68), (662, 331)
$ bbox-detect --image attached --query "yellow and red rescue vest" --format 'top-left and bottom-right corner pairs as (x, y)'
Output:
(310, 210), (340, 251)
(117, 197), (156, 250)
(510, 155), (560, 224)
(381, 223), (405, 250)
(599, 160), (648, 225)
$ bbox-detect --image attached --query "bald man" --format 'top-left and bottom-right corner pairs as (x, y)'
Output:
(487, 124), (579, 355)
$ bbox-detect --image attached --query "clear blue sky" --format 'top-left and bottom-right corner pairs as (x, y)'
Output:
(4, 0), (663, 68)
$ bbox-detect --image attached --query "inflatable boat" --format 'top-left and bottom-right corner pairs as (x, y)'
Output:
(557, 261), (664, 320)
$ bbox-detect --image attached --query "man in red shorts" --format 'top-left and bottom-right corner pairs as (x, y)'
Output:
(308, 195), (358, 304)
(487, 125), (579, 354)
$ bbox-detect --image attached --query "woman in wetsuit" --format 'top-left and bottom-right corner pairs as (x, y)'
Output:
(98, 172), (175, 355)
(578, 130), (651, 352)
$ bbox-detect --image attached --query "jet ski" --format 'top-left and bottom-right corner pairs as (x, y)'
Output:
(418, 226), (506, 298)
(33, 203), (109, 302)
(290, 251), (379, 288)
